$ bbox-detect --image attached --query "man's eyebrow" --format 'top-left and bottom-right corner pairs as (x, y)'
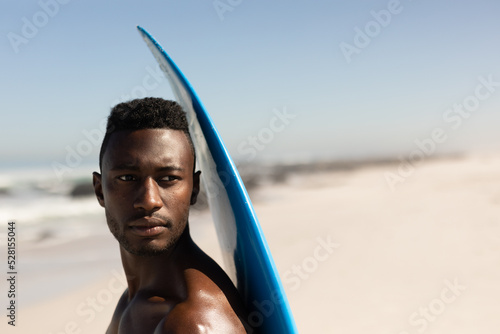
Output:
(157, 166), (185, 172)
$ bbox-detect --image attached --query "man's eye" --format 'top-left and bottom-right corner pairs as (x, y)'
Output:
(160, 176), (179, 182)
(118, 175), (136, 181)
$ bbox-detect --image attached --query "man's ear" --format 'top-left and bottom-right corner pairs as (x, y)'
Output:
(190, 171), (201, 205)
(93, 172), (105, 207)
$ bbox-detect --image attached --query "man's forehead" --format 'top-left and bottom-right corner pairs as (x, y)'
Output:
(103, 128), (193, 170)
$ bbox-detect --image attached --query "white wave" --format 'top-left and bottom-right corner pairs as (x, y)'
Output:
(0, 195), (102, 226)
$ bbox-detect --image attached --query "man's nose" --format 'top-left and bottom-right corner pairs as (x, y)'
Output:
(134, 177), (163, 212)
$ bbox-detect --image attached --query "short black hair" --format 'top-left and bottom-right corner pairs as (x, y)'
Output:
(99, 97), (195, 170)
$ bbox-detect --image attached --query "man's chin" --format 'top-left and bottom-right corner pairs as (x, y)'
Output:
(128, 247), (170, 257)
(120, 242), (171, 257)
(116, 235), (172, 257)
(123, 243), (172, 257)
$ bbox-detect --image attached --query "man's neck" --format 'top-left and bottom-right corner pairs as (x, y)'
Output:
(119, 226), (195, 301)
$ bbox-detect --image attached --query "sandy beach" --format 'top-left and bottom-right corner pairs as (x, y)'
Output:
(3, 153), (500, 333)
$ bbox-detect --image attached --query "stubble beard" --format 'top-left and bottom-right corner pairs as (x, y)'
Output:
(105, 210), (189, 257)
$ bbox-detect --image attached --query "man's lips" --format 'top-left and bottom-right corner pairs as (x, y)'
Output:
(128, 218), (168, 237)
(130, 225), (166, 237)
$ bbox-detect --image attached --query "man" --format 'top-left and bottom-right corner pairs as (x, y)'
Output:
(92, 98), (249, 333)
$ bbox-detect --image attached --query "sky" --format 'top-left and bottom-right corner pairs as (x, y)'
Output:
(2, 0), (500, 171)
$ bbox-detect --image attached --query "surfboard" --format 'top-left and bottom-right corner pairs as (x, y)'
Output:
(137, 26), (298, 333)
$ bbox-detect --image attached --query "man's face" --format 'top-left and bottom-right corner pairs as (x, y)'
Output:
(93, 128), (199, 256)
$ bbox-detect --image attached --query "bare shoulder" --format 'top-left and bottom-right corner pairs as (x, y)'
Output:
(154, 269), (248, 334)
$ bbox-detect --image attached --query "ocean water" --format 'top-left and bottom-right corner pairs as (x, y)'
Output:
(0, 164), (107, 246)
(0, 164), (123, 307)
